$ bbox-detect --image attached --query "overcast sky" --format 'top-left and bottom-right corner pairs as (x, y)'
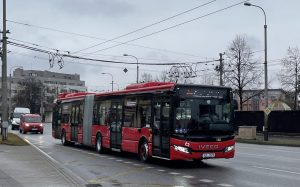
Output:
(3, 0), (300, 91)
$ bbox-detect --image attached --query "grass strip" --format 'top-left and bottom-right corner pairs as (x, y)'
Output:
(0, 132), (29, 146)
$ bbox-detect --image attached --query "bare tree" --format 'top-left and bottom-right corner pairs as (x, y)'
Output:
(140, 72), (154, 83)
(279, 47), (300, 110)
(155, 70), (170, 82)
(155, 65), (195, 84)
(224, 35), (261, 110)
(12, 78), (45, 114)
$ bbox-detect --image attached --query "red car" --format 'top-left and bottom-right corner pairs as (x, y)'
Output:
(19, 114), (43, 134)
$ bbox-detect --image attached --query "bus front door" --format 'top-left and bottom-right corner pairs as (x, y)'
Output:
(110, 101), (123, 149)
(152, 98), (170, 158)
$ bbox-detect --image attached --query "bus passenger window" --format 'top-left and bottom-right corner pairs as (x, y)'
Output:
(124, 97), (137, 127)
(137, 98), (151, 128)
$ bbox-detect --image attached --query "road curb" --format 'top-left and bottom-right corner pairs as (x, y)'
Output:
(23, 138), (87, 187)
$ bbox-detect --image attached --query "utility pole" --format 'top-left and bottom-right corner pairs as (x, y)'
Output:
(1, 0), (8, 140)
(219, 53), (224, 86)
(295, 62), (298, 110)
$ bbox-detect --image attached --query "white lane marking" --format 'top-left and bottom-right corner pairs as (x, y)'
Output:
(237, 145), (300, 154)
(182, 175), (195, 179)
(237, 152), (300, 161)
(134, 164), (142, 166)
(145, 166), (154, 169)
(218, 184), (234, 187)
(158, 169), (165, 172)
(169, 172), (180, 175)
(107, 157), (114, 160)
(199, 179), (214, 183)
(116, 159), (123, 162)
(124, 161), (132, 164)
(252, 166), (300, 175)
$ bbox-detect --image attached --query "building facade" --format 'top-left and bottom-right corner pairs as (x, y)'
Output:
(4, 68), (87, 122)
(237, 89), (288, 111)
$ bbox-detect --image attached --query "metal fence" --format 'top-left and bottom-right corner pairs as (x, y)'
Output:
(234, 111), (300, 133)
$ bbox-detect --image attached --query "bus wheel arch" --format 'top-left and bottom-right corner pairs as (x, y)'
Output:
(138, 137), (149, 162)
(96, 132), (104, 153)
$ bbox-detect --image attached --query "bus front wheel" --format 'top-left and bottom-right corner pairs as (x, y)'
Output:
(61, 131), (68, 146)
(139, 141), (149, 162)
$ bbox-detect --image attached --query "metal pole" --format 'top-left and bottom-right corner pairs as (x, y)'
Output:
(1, 0), (8, 140)
(244, 2), (269, 141)
(9, 66), (22, 119)
(111, 78), (114, 92)
(123, 54), (139, 83)
(101, 73), (113, 92)
(219, 53), (224, 86)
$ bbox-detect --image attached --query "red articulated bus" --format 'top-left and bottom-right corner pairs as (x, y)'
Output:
(52, 82), (235, 162)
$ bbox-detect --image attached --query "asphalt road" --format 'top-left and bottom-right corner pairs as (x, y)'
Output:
(12, 123), (300, 187)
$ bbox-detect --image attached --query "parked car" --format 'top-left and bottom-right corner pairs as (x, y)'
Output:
(19, 114), (43, 134)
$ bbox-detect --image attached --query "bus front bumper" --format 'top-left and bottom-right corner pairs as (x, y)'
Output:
(170, 139), (235, 160)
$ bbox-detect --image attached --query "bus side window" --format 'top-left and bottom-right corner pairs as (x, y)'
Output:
(124, 97), (137, 128)
(137, 97), (151, 128)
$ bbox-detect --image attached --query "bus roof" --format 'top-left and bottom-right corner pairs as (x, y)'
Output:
(57, 82), (231, 101)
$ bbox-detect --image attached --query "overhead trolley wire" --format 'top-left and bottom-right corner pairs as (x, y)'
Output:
(8, 40), (218, 66)
(89, 1), (248, 54)
(72, 0), (217, 53)
(6, 20), (213, 59)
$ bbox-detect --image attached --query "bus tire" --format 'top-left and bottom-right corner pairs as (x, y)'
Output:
(61, 130), (68, 146)
(139, 141), (149, 162)
(96, 133), (104, 154)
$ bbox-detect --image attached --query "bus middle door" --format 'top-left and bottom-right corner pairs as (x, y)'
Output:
(70, 104), (79, 141)
(152, 98), (170, 158)
(52, 104), (61, 139)
(109, 100), (123, 149)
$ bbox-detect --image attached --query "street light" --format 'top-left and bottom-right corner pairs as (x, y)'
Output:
(101, 72), (114, 92)
(9, 66), (23, 118)
(123, 54), (139, 83)
(244, 2), (269, 141)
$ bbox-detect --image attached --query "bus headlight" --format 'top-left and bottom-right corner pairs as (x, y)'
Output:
(25, 123), (29, 127)
(174, 145), (191, 154)
(224, 145), (235, 152)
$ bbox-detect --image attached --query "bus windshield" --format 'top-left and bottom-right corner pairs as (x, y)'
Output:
(174, 98), (232, 135)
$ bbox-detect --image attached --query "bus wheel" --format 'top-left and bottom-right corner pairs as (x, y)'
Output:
(61, 131), (68, 146)
(139, 141), (149, 162)
(96, 134), (104, 153)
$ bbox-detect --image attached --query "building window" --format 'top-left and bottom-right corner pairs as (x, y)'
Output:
(29, 73), (37, 77)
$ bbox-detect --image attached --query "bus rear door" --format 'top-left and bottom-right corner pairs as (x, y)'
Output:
(152, 97), (170, 158)
(52, 104), (61, 139)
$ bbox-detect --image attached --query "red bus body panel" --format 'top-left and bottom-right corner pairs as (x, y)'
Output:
(91, 125), (110, 148)
(121, 127), (152, 153)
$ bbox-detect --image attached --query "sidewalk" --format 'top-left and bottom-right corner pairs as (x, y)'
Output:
(0, 144), (84, 187)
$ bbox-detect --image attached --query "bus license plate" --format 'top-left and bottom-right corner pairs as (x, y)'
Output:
(202, 153), (215, 159)
(32, 128), (37, 131)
